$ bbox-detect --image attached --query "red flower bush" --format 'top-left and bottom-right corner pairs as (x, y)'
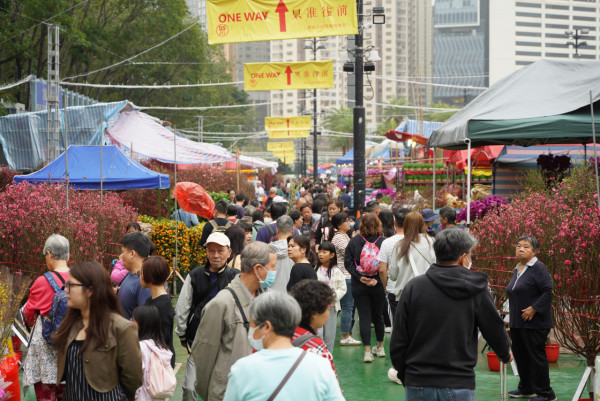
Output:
(472, 167), (600, 365)
(0, 182), (138, 278)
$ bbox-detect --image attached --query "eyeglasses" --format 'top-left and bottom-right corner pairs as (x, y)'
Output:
(64, 282), (86, 292)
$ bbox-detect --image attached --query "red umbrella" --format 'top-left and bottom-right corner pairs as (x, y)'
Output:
(319, 163), (333, 169)
(385, 129), (429, 146)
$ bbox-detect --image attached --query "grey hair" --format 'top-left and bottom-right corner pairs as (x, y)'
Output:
(249, 291), (302, 338)
(433, 228), (478, 262)
(43, 234), (70, 261)
(517, 235), (540, 250)
(244, 205), (256, 216)
(240, 241), (274, 273)
(276, 215), (294, 235)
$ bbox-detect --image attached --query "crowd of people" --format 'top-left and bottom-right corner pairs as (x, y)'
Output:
(19, 180), (556, 401)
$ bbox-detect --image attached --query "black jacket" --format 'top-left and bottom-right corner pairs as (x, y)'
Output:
(185, 264), (239, 342)
(390, 264), (510, 390)
(506, 259), (553, 329)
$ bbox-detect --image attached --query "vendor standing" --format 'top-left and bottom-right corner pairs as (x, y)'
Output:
(506, 235), (555, 401)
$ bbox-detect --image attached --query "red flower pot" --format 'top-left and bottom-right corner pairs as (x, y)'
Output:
(486, 351), (500, 371)
(545, 344), (560, 363)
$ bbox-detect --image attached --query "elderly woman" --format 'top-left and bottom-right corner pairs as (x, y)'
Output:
(22, 234), (70, 400)
(506, 236), (555, 401)
(223, 291), (344, 401)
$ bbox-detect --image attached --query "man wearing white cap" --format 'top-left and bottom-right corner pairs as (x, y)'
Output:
(175, 232), (239, 401)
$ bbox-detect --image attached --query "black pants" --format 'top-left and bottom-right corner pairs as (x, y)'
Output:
(511, 328), (554, 397)
(382, 292), (397, 327)
(352, 282), (386, 346)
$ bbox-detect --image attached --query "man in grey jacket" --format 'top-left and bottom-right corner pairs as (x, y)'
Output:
(269, 215), (295, 292)
(192, 241), (277, 401)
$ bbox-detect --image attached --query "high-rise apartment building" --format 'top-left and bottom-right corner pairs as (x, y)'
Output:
(432, 0), (490, 105)
(489, 0), (600, 85)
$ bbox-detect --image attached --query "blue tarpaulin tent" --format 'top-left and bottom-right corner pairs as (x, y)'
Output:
(335, 141), (378, 165)
(13, 145), (170, 189)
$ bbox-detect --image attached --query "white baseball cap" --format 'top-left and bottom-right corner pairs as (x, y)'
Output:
(205, 232), (231, 247)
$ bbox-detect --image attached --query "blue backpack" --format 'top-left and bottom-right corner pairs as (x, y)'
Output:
(42, 272), (68, 345)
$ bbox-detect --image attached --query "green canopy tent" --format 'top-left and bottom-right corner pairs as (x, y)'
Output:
(427, 59), (600, 223)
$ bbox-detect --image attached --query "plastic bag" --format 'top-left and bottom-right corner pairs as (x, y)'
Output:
(172, 182), (215, 220)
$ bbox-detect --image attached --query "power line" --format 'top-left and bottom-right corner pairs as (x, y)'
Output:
(0, 1), (88, 46)
(0, 75), (35, 92)
(59, 80), (242, 89)
(62, 21), (198, 81)
(372, 75), (487, 90)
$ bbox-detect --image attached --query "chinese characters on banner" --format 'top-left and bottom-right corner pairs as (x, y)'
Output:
(272, 149), (296, 164)
(206, 0), (358, 44)
(245, 61), (333, 91)
(268, 130), (309, 139)
(267, 141), (295, 151)
(265, 116), (311, 131)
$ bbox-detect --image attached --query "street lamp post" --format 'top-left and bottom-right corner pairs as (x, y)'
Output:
(353, 1), (366, 215)
(305, 38), (326, 183)
(566, 29), (589, 59)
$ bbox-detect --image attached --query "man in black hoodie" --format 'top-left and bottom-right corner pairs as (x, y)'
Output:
(390, 229), (512, 400)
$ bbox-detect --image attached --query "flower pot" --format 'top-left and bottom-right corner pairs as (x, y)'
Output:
(545, 344), (560, 363)
(486, 351), (500, 371)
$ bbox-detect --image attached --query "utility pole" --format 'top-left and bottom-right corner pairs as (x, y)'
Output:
(353, 0), (366, 215)
(47, 24), (60, 162)
(196, 116), (204, 142)
(305, 37), (325, 183)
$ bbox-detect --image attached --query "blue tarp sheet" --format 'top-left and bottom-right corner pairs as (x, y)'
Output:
(335, 141), (378, 165)
(13, 145), (170, 190)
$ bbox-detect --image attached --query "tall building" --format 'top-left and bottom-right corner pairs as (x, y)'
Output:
(489, 0), (600, 85)
(184, 0), (207, 28)
(432, 0), (490, 105)
(407, 0), (434, 107)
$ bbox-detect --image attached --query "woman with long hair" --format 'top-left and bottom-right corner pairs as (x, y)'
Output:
(225, 224), (246, 270)
(286, 235), (317, 291)
(316, 242), (347, 352)
(388, 211), (435, 304)
(55, 262), (142, 401)
(378, 209), (396, 238)
(314, 198), (344, 245)
(132, 305), (174, 401)
(330, 212), (361, 346)
(344, 214), (386, 362)
(140, 255), (175, 367)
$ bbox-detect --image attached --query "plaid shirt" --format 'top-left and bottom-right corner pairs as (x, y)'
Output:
(292, 326), (337, 376)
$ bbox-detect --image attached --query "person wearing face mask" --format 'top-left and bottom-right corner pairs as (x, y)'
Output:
(192, 241), (277, 401)
(390, 229), (512, 400)
(223, 291), (344, 401)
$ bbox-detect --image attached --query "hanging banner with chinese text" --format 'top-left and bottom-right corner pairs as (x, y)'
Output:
(268, 130), (309, 139)
(267, 141), (295, 151)
(206, 0), (358, 44)
(244, 61), (333, 91)
(272, 150), (296, 163)
(265, 116), (311, 132)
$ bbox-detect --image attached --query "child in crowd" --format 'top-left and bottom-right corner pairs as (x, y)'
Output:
(316, 241), (347, 352)
(133, 305), (175, 401)
(111, 222), (142, 285)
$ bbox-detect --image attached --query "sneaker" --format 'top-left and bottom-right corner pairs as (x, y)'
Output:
(363, 351), (374, 363)
(387, 367), (402, 385)
(508, 390), (536, 398)
(384, 326), (392, 333)
(371, 345), (386, 358)
(528, 395), (556, 401)
(340, 336), (362, 346)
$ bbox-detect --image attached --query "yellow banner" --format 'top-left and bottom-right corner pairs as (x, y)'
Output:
(207, 0), (358, 44)
(268, 130), (309, 139)
(272, 149), (296, 158)
(265, 116), (311, 132)
(245, 61), (333, 91)
(267, 141), (295, 151)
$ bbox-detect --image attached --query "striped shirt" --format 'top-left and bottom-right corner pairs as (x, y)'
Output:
(64, 340), (127, 401)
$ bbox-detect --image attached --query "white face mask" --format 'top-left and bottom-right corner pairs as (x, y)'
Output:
(247, 326), (265, 351)
(464, 254), (472, 270)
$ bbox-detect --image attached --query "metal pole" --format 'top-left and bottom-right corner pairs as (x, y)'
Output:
(100, 137), (103, 204)
(63, 92), (69, 211)
(466, 138), (472, 228)
(173, 128), (178, 295)
(432, 148), (436, 210)
(313, 38), (318, 183)
(590, 91), (600, 213)
(353, 0), (366, 215)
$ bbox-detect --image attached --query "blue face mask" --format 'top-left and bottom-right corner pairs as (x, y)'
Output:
(349, 222), (355, 228)
(257, 267), (277, 289)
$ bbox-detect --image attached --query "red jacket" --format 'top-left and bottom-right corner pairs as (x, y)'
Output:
(23, 271), (69, 326)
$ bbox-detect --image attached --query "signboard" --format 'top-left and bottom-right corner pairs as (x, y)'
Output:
(272, 150), (296, 163)
(265, 116), (311, 132)
(206, 0), (358, 44)
(267, 141), (295, 151)
(244, 61), (334, 91)
(268, 130), (309, 139)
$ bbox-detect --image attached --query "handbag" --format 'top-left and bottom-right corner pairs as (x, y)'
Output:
(146, 347), (176, 399)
